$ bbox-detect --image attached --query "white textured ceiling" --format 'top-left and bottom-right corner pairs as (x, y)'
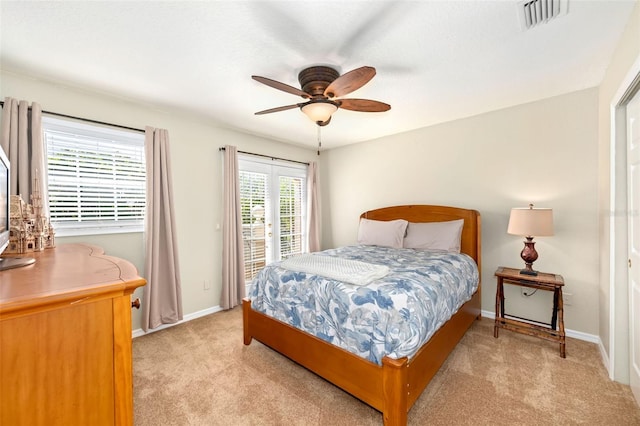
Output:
(0, 1), (637, 149)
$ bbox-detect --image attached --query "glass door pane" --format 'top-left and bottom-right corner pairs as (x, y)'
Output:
(239, 156), (307, 282)
(279, 175), (304, 260)
(239, 170), (270, 281)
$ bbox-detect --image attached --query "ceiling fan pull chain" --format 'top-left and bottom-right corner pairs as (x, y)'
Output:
(317, 125), (322, 156)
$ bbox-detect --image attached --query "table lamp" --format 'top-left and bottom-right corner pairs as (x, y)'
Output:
(507, 203), (554, 276)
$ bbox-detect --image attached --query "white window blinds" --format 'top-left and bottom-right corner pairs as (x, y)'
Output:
(43, 116), (145, 235)
(240, 170), (270, 281)
(279, 175), (304, 260)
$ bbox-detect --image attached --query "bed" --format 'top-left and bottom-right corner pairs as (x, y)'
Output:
(242, 205), (481, 425)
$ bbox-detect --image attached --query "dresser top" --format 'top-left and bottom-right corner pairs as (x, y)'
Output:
(0, 244), (145, 315)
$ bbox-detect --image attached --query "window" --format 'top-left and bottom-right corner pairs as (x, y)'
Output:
(42, 116), (146, 236)
(239, 156), (307, 282)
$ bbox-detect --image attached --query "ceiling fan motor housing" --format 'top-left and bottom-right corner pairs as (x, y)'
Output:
(298, 66), (339, 98)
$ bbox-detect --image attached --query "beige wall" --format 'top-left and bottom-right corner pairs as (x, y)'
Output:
(598, 2), (640, 382)
(0, 70), (318, 331)
(321, 88), (600, 335)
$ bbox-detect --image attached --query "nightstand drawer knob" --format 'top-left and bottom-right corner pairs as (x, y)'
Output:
(630, 259), (633, 268)
(131, 298), (141, 309)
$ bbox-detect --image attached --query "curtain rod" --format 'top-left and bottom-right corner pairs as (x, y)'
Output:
(0, 100), (145, 134)
(218, 147), (309, 166)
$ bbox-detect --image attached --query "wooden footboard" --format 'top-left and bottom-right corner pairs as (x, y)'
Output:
(243, 288), (481, 425)
(243, 298), (390, 411)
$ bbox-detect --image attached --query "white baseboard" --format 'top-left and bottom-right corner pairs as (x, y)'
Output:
(132, 305), (223, 338)
(480, 309), (599, 344)
(598, 338), (613, 379)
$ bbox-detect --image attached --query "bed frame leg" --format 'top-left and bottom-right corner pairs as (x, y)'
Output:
(242, 299), (253, 345)
(382, 357), (408, 426)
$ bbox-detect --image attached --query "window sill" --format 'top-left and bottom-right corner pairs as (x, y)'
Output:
(53, 225), (144, 238)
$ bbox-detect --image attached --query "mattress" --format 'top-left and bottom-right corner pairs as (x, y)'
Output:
(249, 244), (480, 365)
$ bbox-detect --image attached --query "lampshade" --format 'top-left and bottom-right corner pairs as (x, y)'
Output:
(301, 101), (338, 123)
(507, 204), (554, 237)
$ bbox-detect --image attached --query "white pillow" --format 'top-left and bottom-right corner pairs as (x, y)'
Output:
(357, 218), (408, 249)
(403, 219), (464, 253)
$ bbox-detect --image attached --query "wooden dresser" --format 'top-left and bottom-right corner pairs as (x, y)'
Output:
(0, 244), (146, 426)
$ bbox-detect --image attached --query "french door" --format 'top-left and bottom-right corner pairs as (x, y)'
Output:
(238, 156), (307, 284)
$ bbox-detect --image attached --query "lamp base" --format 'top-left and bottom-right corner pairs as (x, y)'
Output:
(519, 238), (539, 276)
(519, 268), (538, 276)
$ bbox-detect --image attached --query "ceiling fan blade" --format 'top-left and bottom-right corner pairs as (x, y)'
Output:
(324, 66), (376, 98)
(338, 98), (391, 112)
(254, 104), (301, 115)
(252, 75), (310, 99)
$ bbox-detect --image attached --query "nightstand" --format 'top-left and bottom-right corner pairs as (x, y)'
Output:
(494, 266), (566, 357)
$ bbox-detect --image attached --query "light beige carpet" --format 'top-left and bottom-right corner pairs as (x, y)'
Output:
(133, 308), (640, 425)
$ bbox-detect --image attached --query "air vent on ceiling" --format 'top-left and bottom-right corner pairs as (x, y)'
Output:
(518, 0), (568, 30)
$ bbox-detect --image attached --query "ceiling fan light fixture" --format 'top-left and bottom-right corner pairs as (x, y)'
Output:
(301, 100), (338, 124)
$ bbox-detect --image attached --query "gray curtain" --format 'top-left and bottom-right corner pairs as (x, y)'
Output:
(142, 126), (183, 331)
(0, 97), (48, 213)
(221, 145), (245, 310)
(306, 161), (320, 252)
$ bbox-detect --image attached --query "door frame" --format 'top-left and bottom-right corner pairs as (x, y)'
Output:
(609, 54), (640, 383)
(625, 85), (640, 403)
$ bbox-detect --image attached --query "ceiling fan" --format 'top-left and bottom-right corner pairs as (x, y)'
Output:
(252, 65), (391, 126)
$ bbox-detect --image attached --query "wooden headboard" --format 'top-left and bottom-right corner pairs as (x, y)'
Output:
(360, 205), (482, 269)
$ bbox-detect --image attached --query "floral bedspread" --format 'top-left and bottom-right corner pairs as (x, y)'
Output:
(249, 245), (479, 365)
